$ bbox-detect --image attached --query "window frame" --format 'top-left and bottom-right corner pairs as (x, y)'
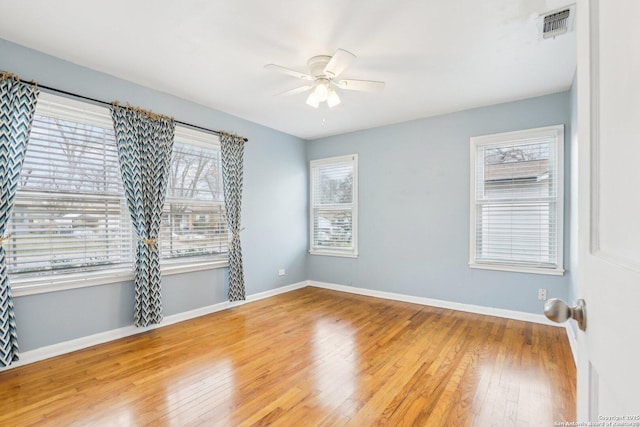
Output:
(469, 125), (565, 276)
(10, 92), (228, 297)
(160, 125), (229, 271)
(309, 154), (359, 258)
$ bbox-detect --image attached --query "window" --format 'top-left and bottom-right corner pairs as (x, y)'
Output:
(7, 93), (132, 283)
(469, 125), (564, 275)
(7, 92), (228, 294)
(310, 154), (358, 257)
(161, 127), (228, 266)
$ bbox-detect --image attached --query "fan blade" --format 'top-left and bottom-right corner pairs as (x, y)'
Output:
(265, 64), (313, 80)
(323, 49), (356, 78)
(278, 85), (313, 96)
(333, 79), (385, 92)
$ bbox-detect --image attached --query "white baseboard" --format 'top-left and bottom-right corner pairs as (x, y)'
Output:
(565, 323), (578, 367)
(309, 280), (561, 327)
(2, 281), (308, 371)
(245, 281), (308, 303)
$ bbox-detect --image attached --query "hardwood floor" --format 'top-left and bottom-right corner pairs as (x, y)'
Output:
(0, 287), (575, 426)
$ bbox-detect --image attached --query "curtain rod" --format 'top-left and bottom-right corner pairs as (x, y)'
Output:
(22, 81), (248, 142)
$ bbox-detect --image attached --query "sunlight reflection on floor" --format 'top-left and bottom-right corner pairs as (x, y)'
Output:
(473, 360), (555, 425)
(312, 318), (358, 413)
(164, 359), (234, 425)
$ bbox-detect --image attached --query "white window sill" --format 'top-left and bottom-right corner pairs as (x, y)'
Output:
(11, 259), (229, 297)
(309, 249), (358, 259)
(161, 259), (229, 276)
(11, 270), (135, 297)
(469, 262), (565, 276)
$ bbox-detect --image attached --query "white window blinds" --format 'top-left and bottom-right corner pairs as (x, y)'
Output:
(161, 128), (228, 263)
(470, 125), (564, 275)
(6, 93), (132, 278)
(310, 154), (358, 257)
(6, 92), (230, 288)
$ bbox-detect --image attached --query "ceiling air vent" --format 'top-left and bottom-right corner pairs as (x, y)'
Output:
(540, 5), (575, 39)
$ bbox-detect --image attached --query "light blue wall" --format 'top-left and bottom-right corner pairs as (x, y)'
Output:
(307, 92), (572, 314)
(1, 39), (308, 351)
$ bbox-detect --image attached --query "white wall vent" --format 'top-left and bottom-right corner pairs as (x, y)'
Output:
(540, 5), (575, 39)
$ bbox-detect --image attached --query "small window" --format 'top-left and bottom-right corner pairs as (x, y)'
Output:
(469, 125), (564, 275)
(310, 154), (358, 257)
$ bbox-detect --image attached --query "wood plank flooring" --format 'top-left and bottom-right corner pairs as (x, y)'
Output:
(0, 287), (575, 426)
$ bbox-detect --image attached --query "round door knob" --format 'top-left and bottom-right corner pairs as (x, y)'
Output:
(544, 298), (572, 323)
(544, 298), (587, 331)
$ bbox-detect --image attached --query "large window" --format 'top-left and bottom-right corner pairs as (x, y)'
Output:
(309, 154), (358, 257)
(161, 127), (228, 266)
(469, 125), (564, 275)
(6, 93), (132, 282)
(6, 92), (228, 293)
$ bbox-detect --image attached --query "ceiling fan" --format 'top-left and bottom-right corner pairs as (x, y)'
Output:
(265, 49), (385, 108)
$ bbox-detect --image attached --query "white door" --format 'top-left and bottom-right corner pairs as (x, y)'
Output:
(576, 0), (640, 419)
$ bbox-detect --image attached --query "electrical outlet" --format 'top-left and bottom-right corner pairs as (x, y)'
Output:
(278, 269), (285, 276)
(538, 288), (547, 301)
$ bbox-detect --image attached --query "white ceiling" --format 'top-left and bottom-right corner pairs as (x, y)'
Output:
(0, 0), (576, 140)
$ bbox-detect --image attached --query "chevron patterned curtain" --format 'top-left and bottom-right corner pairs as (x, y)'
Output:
(0, 74), (39, 366)
(110, 105), (174, 327)
(221, 132), (246, 301)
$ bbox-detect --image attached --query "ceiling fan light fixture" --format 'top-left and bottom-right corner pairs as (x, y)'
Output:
(315, 80), (329, 102)
(306, 91), (320, 108)
(327, 88), (341, 108)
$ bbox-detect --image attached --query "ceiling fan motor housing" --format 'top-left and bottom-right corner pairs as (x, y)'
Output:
(307, 55), (332, 78)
